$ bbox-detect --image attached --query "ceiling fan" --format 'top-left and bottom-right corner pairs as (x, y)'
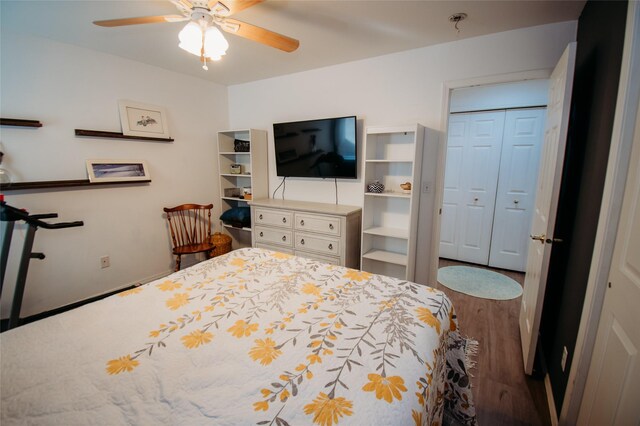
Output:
(94, 0), (299, 70)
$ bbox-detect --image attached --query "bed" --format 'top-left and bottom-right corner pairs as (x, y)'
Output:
(1, 248), (476, 425)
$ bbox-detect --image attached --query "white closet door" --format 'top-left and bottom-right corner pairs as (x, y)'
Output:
(439, 116), (466, 260)
(440, 111), (505, 264)
(489, 108), (546, 271)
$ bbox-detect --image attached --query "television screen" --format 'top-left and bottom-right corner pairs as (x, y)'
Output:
(273, 116), (357, 179)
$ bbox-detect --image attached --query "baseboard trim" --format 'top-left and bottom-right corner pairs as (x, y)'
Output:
(544, 373), (559, 426)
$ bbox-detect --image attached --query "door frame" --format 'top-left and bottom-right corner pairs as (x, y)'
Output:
(560, 2), (640, 423)
(430, 69), (553, 284)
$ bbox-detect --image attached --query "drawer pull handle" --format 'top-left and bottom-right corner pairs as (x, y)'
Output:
(300, 220), (305, 226)
(328, 244), (333, 250)
(282, 236), (287, 242)
(259, 232), (263, 237)
(300, 239), (305, 245)
(259, 214), (263, 220)
(329, 224), (334, 230)
(282, 217), (287, 223)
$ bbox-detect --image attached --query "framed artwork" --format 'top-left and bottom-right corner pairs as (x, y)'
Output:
(118, 100), (170, 138)
(86, 160), (151, 183)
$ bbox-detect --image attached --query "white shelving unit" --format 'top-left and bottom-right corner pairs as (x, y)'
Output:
(360, 124), (425, 281)
(217, 129), (268, 249)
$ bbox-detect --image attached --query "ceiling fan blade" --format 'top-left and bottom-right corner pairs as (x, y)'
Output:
(170, 0), (194, 14)
(210, 0), (263, 16)
(222, 18), (299, 52)
(93, 15), (186, 27)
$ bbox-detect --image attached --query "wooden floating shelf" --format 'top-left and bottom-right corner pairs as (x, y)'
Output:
(75, 129), (174, 142)
(1, 179), (151, 191)
(1, 118), (42, 128)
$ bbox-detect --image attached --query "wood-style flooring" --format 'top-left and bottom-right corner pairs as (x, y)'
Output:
(435, 259), (551, 426)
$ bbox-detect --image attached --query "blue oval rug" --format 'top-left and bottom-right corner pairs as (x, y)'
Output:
(437, 266), (523, 300)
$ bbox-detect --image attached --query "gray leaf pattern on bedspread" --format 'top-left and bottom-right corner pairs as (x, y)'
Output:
(1, 248), (476, 426)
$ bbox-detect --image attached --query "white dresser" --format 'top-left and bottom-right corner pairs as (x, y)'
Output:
(250, 199), (362, 268)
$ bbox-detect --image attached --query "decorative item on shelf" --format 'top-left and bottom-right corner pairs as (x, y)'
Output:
(243, 187), (252, 200)
(400, 182), (412, 193)
(367, 180), (385, 193)
(86, 159), (151, 183)
(210, 232), (232, 257)
(220, 207), (251, 228)
(230, 164), (242, 174)
(118, 100), (170, 139)
(223, 187), (242, 198)
(0, 143), (11, 185)
(234, 139), (250, 152)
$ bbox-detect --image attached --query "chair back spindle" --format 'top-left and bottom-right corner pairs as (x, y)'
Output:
(163, 203), (215, 271)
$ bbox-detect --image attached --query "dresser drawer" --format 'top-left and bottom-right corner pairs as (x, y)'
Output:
(295, 250), (340, 265)
(295, 212), (341, 236)
(256, 243), (294, 255)
(254, 208), (293, 229)
(295, 232), (341, 256)
(255, 226), (293, 247)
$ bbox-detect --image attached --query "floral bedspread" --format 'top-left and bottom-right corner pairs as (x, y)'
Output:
(1, 248), (476, 425)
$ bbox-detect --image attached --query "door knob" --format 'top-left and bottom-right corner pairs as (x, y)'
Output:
(546, 237), (563, 244)
(530, 234), (546, 243)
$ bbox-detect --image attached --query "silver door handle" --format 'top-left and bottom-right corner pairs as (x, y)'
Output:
(530, 234), (545, 244)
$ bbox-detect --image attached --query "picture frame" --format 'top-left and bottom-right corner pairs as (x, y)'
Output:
(118, 100), (170, 139)
(86, 159), (151, 183)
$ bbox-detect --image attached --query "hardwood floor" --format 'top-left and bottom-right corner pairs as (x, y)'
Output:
(436, 259), (551, 426)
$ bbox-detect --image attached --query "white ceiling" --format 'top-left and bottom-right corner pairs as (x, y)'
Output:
(1, 0), (585, 86)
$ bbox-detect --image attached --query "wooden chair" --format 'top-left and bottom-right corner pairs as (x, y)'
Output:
(163, 203), (215, 271)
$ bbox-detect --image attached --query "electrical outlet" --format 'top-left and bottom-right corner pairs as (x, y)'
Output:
(561, 346), (568, 372)
(100, 255), (110, 269)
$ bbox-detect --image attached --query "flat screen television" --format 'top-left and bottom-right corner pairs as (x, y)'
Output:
(273, 116), (357, 179)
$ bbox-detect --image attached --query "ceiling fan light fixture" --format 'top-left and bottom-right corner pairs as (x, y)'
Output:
(203, 26), (229, 60)
(178, 20), (229, 65)
(178, 21), (204, 56)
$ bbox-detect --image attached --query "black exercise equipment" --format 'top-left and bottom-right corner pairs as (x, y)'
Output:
(0, 201), (83, 329)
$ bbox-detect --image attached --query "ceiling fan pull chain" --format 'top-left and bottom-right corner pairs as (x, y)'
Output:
(201, 29), (208, 70)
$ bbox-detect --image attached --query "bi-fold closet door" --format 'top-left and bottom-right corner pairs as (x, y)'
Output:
(439, 108), (545, 272)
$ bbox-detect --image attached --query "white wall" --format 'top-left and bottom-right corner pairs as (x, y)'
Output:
(227, 21), (577, 285)
(449, 79), (550, 113)
(0, 33), (228, 317)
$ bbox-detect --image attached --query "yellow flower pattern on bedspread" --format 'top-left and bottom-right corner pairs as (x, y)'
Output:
(100, 248), (476, 425)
